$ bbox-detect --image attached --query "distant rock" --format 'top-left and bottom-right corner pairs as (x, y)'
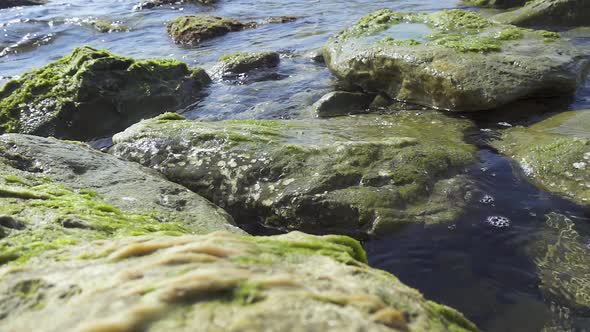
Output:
(492, 0), (590, 27)
(167, 16), (256, 46)
(0, 0), (46, 9)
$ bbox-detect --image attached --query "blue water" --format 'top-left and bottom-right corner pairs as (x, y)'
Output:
(1, 1), (590, 331)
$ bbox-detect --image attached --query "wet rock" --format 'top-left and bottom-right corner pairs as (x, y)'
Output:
(0, 0), (46, 9)
(493, 109), (590, 206)
(92, 20), (129, 33)
(265, 16), (299, 24)
(211, 51), (280, 77)
(324, 9), (590, 111)
(167, 15), (256, 46)
(111, 111), (476, 237)
(463, 0), (527, 8)
(492, 0), (590, 28)
(0, 231), (479, 332)
(134, 0), (217, 10)
(0, 46), (211, 140)
(313, 91), (373, 118)
(0, 133), (240, 265)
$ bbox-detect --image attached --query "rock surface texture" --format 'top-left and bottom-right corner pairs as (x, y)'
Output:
(493, 0), (590, 27)
(111, 112), (476, 237)
(493, 109), (590, 206)
(0, 231), (479, 332)
(0, 46), (211, 140)
(324, 9), (590, 111)
(167, 16), (256, 45)
(0, 134), (239, 264)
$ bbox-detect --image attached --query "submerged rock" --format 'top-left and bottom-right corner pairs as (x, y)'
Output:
(111, 111), (476, 237)
(313, 91), (374, 118)
(92, 20), (129, 33)
(493, 109), (590, 206)
(167, 16), (256, 46)
(0, 134), (239, 265)
(492, 0), (590, 28)
(324, 9), (589, 111)
(0, 0), (46, 9)
(211, 51), (280, 77)
(0, 231), (479, 331)
(0, 46), (211, 140)
(531, 213), (590, 311)
(463, 0), (527, 8)
(134, 0), (217, 10)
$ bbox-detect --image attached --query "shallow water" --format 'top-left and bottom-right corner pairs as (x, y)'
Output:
(1, 1), (590, 331)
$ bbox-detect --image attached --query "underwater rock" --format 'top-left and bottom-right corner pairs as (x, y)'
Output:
(463, 0), (527, 8)
(0, 46), (211, 140)
(211, 52), (280, 78)
(493, 109), (590, 206)
(324, 9), (589, 111)
(0, 231), (479, 331)
(92, 19), (129, 33)
(111, 111), (476, 237)
(0, 133), (240, 265)
(313, 91), (374, 118)
(528, 213), (590, 312)
(134, 0), (217, 10)
(492, 0), (590, 28)
(0, 0), (46, 9)
(167, 15), (256, 46)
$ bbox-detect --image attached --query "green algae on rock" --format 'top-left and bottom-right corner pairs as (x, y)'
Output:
(211, 51), (281, 78)
(0, 231), (479, 331)
(92, 19), (129, 33)
(324, 9), (589, 111)
(530, 213), (590, 311)
(493, 110), (590, 206)
(0, 134), (241, 265)
(492, 0), (590, 28)
(111, 111), (477, 237)
(0, 46), (211, 140)
(167, 15), (256, 46)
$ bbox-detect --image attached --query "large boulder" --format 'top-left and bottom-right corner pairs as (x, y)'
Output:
(111, 111), (476, 237)
(0, 231), (479, 332)
(493, 109), (590, 206)
(0, 46), (211, 140)
(0, 134), (240, 265)
(324, 9), (590, 111)
(492, 0), (590, 28)
(0, 0), (45, 9)
(167, 16), (256, 46)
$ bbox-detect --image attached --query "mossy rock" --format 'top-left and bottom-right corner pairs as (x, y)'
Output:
(0, 46), (211, 140)
(0, 231), (479, 331)
(492, 0), (590, 27)
(134, 0), (217, 10)
(463, 0), (527, 8)
(493, 109), (590, 206)
(0, 0), (45, 9)
(111, 111), (477, 237)
(324, 9), (589, 111)
(0, 134), (241, 265)
(212, 51), (280, 76)
(167, 16), (256, 46)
